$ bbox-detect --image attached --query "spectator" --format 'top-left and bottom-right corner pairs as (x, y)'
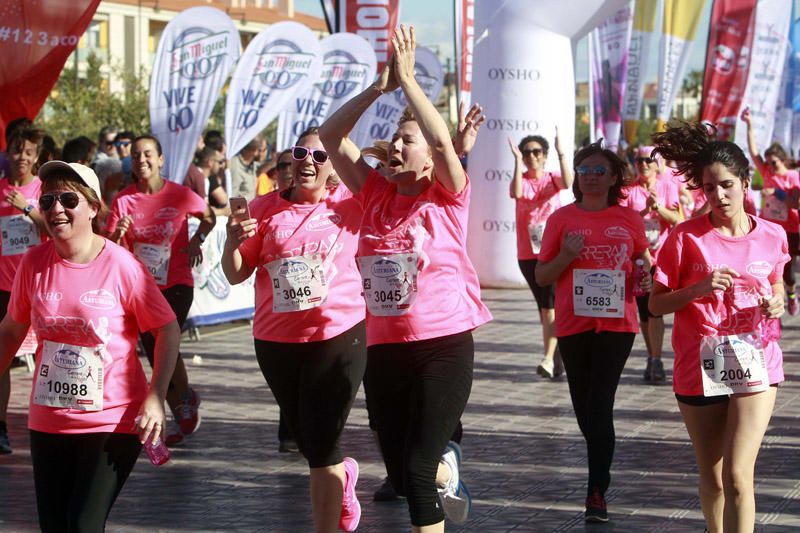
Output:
(62, 137), (97, 166)
(0, 118), (34, 179)
(95, 126), (118, 163)
(195, 146), (230, 215)
(229, 135), (263, 200)
(37, 135), (61, 169)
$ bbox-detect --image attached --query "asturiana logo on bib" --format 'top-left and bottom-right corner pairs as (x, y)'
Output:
(746, 260), (772, 278)
(306, 213), (342, 231)
(53, 349), (86, 370)
(80, 289), (116, 310)
(585, 273), (614, 288)
(714, 339), (749, 359)
(604, 226), (629, 240)
(170, 27), (229, 80)
(155, 207), (180, 220)
(279, 260), (309, 279)
(255, 40), (314, 90)
(371, 259), (402, 278)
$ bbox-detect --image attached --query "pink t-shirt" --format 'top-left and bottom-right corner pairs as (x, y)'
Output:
(761, 169), (800, 233)
(538, 204), (649, 337)
(0, 177), (45, 291)
(620, 177), (681, 261)
(355, 170), (492, 345)
(514, 171), (562, 260)
(653, 215), (789, 395)
(9, 239), (176, 434)
(106, 181), (208, 289)
(238, 190), (365, 342)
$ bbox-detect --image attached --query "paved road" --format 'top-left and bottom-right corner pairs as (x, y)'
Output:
(1, 288), (798, 532)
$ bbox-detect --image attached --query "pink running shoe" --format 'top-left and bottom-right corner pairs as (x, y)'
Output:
(339, 457), (361, 532)
(176, 388), (201, 436)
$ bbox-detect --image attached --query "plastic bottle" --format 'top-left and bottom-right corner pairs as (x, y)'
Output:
(632, 259), (647, 297)
(135, 416), (171, 466)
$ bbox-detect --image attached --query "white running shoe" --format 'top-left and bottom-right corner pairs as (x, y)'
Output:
(437, 441), (472, 524)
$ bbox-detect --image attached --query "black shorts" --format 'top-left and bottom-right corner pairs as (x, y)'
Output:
(518, 259), (555, 310)
(676, 383), (778, 406)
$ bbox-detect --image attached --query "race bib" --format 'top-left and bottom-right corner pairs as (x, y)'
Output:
(134, 243), (171, 286)
(266, 253), (328, 313)
(527, 222), (546, 254)
(572, 269), (625, 318)
(700, 332), (769, 396)
(764, 195), (788, 222)
(0, 214), (40, 256)
(358, 253), (418, 316)
(34, 340), (104, 411)
(644, 217), (661, 248)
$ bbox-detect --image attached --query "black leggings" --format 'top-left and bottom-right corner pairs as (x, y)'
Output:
(254, 322), (366, 468)
(30, 430), (141, 532)
(558, 330), (634, 497)
(518, 259), (555, 310)
(783, 232), (798, 288)
(140, 284), (193, 387)
(365, 331), (474, 527)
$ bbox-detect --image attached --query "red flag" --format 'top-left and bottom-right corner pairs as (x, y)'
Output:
(454, 0), (475, 108)
(0, 0), (101, 149)
(338, 0), (401, 72)
(700, 0), (757, 140)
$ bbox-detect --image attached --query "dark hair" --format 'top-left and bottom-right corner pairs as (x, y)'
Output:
(132, 134), (163, 156)
(5, 117), (33, 144)
(61, 136), (95, 164)
(518, 135), (549, 153)
(651, 122), (749, 190)
(41, 175), (106, 234)
(572, 140), (628, 206)
(8, 127), (45, 155)
(115, 130), (135, 142)
(196, 146), (221, 167)
(37, 135), (61, 168)
(204, 130), (225, 152)
(295, 127), (320, 145)
(764, 142), (788, 162)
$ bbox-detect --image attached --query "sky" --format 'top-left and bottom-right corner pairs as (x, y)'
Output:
(293, 0), (714, 83)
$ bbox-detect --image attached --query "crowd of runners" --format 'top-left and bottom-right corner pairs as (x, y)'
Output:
(0, 25), (791, 533)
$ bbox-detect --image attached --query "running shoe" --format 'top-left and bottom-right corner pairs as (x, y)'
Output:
(789, 294), (799, 316)
(339, 457), (361, 532)
(176, 388), (201, 436)
(278, 439), (299, 453)
(643, 357), (654, 381)
(164, 419), (184, 447)
(373, 476), (400, 502)
(552, 349), (565, 378)
(536, 357), (554, 379)
(0, 427), (11, 454)
(585, 487), (608, 523)
(651, 358), (666, 382)
(438, 441), (471, 524)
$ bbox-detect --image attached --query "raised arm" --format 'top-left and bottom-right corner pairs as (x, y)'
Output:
(453, 102), (486, 157)
(319, 58), (399, 194)
(393, 25), (466, 194)
(741, 107), (767, 175)
(508, 137), (524, 199)
(554, 126), (574, 190)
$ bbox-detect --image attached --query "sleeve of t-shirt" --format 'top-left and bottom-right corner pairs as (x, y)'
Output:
(769, 228), (791, 284)
(630, 212), (649, 254)
(432, 172), (470, 208)
(354, 169), (383, 211)
(105, 195), (123, 235)
(124, 254), (177, 332)
(653, 227), (683, 289)
(537, 208), (563, 262)
(183, 187), (208, 218)
(8, 252), (33, 324)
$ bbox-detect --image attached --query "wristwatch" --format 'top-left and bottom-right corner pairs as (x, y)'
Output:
(22, 205), (34, 216)
(196, 232), (206, 243)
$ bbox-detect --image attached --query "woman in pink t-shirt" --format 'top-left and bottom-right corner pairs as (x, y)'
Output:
(0, 127), (49, 455)
(620, 146), (682, 383)
(742, 108), (800, 315)
(222, 128), (366, 532)
(536, 142), (651, 523)
(650, 123), (788, 533)
(0, 161), (179, 531)
(507, 129), (573, 379)
(106, 135), (215, 446)
(320, 26), (491, 531)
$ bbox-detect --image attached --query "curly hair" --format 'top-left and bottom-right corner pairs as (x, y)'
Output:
(518, 135), (549, 153)
(651, 121), (748, 190)
(572, 140), (628, 206)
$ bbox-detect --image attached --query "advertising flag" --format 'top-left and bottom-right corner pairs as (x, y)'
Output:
(338, 0), (400, 72)
(454, 0), (475, 108)
(622, 0), (658, 144)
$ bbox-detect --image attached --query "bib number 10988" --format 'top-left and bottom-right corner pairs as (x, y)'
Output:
(585, 296), (611, 307)
(46, 380), (88, 397)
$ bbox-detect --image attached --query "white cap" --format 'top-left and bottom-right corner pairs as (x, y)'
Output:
(38, 161), (103, 201)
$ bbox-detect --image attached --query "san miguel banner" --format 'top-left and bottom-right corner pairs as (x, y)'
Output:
(277, 33), (376, 150)
(734, 0), (792, 156)
(623, 0), (658, 144)
(454, 0), (475, 108)
(589, 2), (633, 151)
(338, 0), (400, 72)
(349, 45), (443, 150)
(149, 7), (239, 183)
(700, 0), (756, 141)
(225, 22), (322, 159)
(655, 0), (705, 131)
(0, 0), (101, 149)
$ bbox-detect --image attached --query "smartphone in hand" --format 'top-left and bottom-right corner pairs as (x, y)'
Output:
(229, 196), (250, 222)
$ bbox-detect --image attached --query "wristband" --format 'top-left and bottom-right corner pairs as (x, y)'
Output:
(22, 205), (34, 216)
(197, 232), (206, 244)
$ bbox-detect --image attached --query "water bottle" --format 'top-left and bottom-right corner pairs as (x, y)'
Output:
(632, 259), (647, 297)
(135, 416), (171, 466)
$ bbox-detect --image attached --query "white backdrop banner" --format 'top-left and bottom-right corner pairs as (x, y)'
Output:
(276, 32), (377, 150)
(734, 0), (792, 155)
(349, 45), (443, 149)
(225, 21), (322, 159)
(468, 0), (628, 288)
(149, 7), (239, 182)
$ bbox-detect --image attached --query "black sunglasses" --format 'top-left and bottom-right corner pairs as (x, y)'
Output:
(636, 157), (655, 164)
(521, 148), (544, 157)
(115, 140), (131, 147)
(39, 191), (81, 211)
(291, 146), (328, 165)
(276, 161), (292, 170)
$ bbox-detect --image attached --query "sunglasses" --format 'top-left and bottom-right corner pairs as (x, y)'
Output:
(576, 165), (608, 177)
(768, 159), (780, 168)
(115, 140), (131, 147)
(39, 191), (82, 211)
(276, 161), (292, 170)
(291, 146), (328, 165)
(521, 148), (544, 157)
(636, 157), (655, 164)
